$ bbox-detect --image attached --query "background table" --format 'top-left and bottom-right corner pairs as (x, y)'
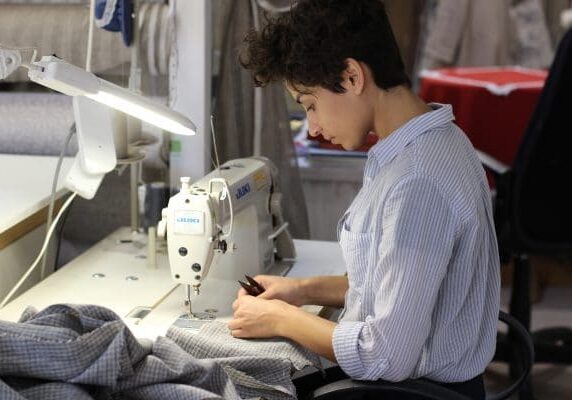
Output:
(0, 154), (73, 300)
(0, 226), (346, 341)
(419, 67), (548, 166)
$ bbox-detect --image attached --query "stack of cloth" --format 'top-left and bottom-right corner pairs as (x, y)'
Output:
(0, 304), (320, 400)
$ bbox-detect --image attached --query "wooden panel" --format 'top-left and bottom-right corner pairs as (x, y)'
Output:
(0, 197), (65, 250)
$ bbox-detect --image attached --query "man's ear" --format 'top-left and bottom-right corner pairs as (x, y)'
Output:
(341, 58), (365, 95)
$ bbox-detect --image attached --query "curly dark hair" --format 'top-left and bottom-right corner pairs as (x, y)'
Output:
(239, 0), (410, 93)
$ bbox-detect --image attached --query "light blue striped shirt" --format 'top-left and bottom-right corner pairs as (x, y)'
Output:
(332, 103), (500, 383)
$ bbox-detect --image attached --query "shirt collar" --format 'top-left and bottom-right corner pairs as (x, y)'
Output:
(366, 103), (455, 173)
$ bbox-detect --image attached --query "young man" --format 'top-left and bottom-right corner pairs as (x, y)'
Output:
(228, 1), (500, 399)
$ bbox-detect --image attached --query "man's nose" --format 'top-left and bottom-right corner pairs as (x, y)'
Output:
(307, 119), (322, 137)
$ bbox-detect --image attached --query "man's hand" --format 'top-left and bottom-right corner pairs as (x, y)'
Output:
(237, 275), (307, 306)
(228, 294), (338, 362)
(228, 295), (294, 338)
(237, 275), (349, 308)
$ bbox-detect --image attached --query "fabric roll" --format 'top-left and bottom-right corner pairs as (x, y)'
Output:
(0, 0), (86, 3)
(0, 4), (130, 82)
(0, 92), (77, 156)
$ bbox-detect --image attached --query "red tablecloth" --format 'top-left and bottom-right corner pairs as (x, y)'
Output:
(419, 67), (548, 166)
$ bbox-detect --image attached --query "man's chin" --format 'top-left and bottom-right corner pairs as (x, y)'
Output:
(340, 137), (369, 151)
(341, 143), (359, 151)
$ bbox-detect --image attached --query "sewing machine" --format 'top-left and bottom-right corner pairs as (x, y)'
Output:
(159, 157), (296, 320)
(0, 156), (346, 339)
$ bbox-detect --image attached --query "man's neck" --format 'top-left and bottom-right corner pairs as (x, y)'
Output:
(373, 86), (432, 140)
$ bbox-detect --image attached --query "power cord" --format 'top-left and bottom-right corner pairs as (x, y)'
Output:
(53, 190), (75, 272)
(40, 123), (76, 279)
(0, 192), (78, 309)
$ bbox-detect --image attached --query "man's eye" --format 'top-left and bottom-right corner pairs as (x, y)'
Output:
(306, 105), (315, 112)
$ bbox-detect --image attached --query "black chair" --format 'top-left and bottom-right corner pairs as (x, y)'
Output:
(308, 311), (532, 400)
(476, 27), (572, 400)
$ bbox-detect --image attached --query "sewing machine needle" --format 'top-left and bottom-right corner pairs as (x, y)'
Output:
(186, 285), (194, 317)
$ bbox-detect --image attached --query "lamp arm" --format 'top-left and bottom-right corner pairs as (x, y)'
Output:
(65, 96), (117, 199)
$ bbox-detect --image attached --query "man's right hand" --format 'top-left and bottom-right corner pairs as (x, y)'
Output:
(237, 275), (307, 306)
(237, 275), (348, 308)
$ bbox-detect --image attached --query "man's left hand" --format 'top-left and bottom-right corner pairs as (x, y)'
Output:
(228, 295), (294, 338)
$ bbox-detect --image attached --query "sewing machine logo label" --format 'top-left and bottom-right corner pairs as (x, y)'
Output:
(174, 210), (204, 235)
(235, 183), (251, 200)
(253, 171), (268, 190)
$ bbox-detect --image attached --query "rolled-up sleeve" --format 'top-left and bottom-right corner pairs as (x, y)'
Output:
(333, 176), (459, 381)
(332, 320), (385, 378)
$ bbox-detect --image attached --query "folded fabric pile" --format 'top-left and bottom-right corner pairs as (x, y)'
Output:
(0, 304), (319, 400)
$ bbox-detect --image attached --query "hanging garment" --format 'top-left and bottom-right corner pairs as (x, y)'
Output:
(420, 0), (513, 69)
(213, 0), (310, 239)
(510, 0), (554, 68)
(420, 0), (554, 69)
(95, 0), (133, 46)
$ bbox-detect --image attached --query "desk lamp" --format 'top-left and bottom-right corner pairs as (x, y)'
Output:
(0, 48), (198, 309)
(0, 48), (197, 199)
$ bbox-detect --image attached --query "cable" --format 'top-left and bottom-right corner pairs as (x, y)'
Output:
(40, 123), (76, 279)
(0, 192), (78, 309)
(86, 0), (96, 72)
(168, 0), (178, 110)
(250, 0), (263, 157)
(210, 115), (222, 173)
(53, 191), (75, 271)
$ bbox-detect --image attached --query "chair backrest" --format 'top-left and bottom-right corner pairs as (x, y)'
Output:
(511, 27), (572, 252)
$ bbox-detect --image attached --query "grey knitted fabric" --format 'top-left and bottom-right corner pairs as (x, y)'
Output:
(0, 93), (77, 156)
(0, 304), (245, 400)
(167, 321), (322, 400)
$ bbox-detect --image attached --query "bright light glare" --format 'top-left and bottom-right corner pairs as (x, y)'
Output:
(87, 90), (196, 136)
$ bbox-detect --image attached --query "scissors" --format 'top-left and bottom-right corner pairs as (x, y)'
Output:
(238, 274), (266, 296)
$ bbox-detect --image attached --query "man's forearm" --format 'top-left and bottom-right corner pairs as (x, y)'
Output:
(278, 306), (338, 363)
(299, 275), (348, 307)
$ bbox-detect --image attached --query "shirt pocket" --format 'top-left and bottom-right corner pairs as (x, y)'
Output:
(339, 225), (374, 291)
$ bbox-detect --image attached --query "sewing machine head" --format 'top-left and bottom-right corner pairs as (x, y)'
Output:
(160, 157), (295, 306)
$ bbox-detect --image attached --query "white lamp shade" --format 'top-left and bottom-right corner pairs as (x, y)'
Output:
(28, 56), (197, 136)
